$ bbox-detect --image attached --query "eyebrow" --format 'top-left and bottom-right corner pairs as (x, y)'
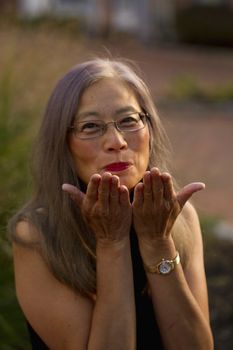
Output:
(77, 106), (139, 121)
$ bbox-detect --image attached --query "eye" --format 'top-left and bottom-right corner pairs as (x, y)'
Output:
(79, 121), (102, 134)
(118, 114), (139, 127)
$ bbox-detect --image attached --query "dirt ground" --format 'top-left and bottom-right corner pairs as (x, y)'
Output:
(100, 40), (233, 224)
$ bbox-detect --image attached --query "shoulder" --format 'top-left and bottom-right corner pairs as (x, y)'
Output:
(182, 201), (201, 227)
(15, 220), (41, 245)
(173, 201), (203, 268)
(179, 204), (210, 322)
(8, 202), (46, 244)
(13, 220), (43, 274)
(14, 206), (46, 245)
(182, 201), (204, 250)
(16, 220), (35, 239)
(181, 201), (204, 267)
(12, 230), (94, 349)
(176, 201), (202, 241)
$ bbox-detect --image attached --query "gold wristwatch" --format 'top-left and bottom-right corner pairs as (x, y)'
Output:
(144, 252), (180, 275)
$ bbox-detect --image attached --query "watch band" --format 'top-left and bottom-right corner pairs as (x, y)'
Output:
(143, 252), (180, 275)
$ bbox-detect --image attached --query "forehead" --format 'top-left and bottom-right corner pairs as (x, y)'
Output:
(77, 78), (140, 118)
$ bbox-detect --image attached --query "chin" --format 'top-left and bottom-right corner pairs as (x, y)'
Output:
(118, 176), (139, 190)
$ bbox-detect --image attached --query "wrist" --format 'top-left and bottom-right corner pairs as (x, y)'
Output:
(143, 251), (180, 275)
(138, 236), (177, 265)
(96, 236), (131, 258)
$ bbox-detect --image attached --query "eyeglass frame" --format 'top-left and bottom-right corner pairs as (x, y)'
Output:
(68, 111), (150, 140)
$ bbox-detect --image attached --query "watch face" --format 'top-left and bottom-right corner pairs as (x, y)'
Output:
(159, 261), (172, 274)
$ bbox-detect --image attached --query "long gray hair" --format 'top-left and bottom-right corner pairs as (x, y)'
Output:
(9, 58), (190, 296)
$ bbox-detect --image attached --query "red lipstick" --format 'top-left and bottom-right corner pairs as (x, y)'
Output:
(104, 162), (131, 172)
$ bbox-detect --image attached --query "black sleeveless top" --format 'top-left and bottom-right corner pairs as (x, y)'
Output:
(27, 232), (164, 349)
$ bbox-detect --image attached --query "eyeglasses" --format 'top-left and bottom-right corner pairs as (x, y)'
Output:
(69, 112), (149, 140)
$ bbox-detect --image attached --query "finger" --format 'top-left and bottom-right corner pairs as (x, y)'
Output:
(62, 183), (85, 207)
(119, 185), (130, 207)
(176, 182), (205, 209)
(161, 172), (174, 201)
(150, 167), (163, 204)
(85, 174), (101, 204)
(143, 171), (152, 202)
(98, 172), (112, 203)
(132, 182), (144, 208)
(110, 175), (120, 206)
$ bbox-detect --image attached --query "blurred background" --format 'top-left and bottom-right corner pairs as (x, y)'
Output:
(0, 0), (233, 349)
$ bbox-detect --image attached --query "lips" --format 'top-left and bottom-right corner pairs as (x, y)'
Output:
(104, 162), (131, 172)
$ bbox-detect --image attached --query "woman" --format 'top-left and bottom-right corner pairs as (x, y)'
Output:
(9, 58), (213, 349)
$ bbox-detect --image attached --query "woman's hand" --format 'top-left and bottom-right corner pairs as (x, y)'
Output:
(62, 172), (132, 243)
(132, 167), (205, 244)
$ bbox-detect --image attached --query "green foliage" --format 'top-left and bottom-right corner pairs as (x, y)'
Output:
(207, 83), (233, 103)
(0, 61), (32, 349)
(0, 62), (31, 226)
(168, 74), (233, 103)
(168, 74), (202, 101)
(0, 13), (83, 38)
(0, 237), (30, 349)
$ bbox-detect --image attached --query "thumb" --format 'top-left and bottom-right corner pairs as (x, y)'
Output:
(62, 183), (84, 207)
(176, 182), (205, 209)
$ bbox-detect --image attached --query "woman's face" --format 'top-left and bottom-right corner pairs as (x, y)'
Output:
(68, 78), (150, 189)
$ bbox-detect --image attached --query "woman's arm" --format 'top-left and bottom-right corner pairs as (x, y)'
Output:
(13, 172), (135, 349)
(13, 231), (94, 350)
(63, 173), (136, 349)
(88, 237), (135, 350)
(133, 168), (213, 350)
(14, 229), (135, 350)
(14, 232), (135, 350)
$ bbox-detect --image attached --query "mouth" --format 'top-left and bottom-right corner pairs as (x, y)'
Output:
(104, 162), (131, 172)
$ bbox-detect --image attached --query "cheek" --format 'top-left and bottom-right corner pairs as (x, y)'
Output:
(138, 129), (150, 161)
(68, 137), (97, 175)
(128, 130), (150, 181)
(69, 135), (94, 160)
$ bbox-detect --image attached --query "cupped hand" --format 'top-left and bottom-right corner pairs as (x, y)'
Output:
(62, 172), (132, 243)
(132, 167), (205, 243)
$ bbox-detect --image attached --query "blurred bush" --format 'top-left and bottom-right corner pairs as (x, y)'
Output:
(167, 74), (233, 103)
(0, 63), (32, 349)
(176, 5), (233, 47)
(202, 218), (233, 350)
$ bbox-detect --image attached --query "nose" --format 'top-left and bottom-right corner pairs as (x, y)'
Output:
(103, 123), (128, 151)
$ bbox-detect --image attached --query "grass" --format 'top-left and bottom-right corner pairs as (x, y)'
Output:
(168, 74), (233, 103)
(0, 18), (232, 349)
